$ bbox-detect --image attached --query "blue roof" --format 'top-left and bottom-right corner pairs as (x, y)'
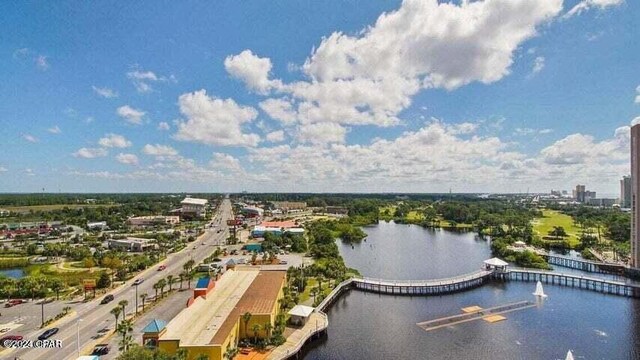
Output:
(195, 277), (211, 289)
(142, 319), (167, 333)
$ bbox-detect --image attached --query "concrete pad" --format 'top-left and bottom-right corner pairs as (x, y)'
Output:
(461, 306), (483, 313)
(483, 315), (506, 323)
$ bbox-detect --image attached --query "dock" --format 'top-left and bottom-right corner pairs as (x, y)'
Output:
(416, 301), (535, 331)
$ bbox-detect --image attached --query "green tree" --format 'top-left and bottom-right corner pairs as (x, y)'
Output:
(110, 306), (122, 332)
(117, 319), (134, 352)
(118, 299), (129, 318)
(242, 312), (252, 339)
(252, 324), (261, 344)
(49, 278), (64, 300)
(140, 293), (148, 312)
(166, 275), (174, 292)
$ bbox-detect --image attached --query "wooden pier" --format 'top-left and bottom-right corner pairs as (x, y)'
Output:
(416, 300), (535, 331)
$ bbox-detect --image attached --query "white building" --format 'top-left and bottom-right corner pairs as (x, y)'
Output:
(107, 237), (156, 252)
(87, 221), (108, 230)
(180, 197), (208, 218)
(128, 215), (180, 227)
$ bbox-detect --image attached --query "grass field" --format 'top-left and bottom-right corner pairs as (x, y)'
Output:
(3, 204), (117, 212)
(532, 210), (582, 247)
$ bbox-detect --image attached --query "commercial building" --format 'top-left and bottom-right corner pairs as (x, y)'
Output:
(240, 206), (264, 218)
(152, 269), (286, 360)
(325, 206), (348, 215)
(181, 197), (208, 218)
(87, 221), (108, 230)
(251, 226), (304, 238)
(127, 215), (180, 227)
(107, 237), (157, 252)
(271, 201), (307, 212)
(587, 198), (618, 207)
(631, 125), (640, 269)
(621, 175), (632, 208)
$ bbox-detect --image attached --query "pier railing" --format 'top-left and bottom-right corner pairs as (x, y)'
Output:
(507, 269), (640, 297)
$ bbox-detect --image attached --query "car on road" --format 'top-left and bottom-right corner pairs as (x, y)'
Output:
(132, 278), (144, 286)
(4, 299), (24, 308)
(100, 294), (114, 304)
(157, 265), (166, 271)
(92, 343), (111, 355)
(38, 327), (59, 340)
(0, 335), (23, 347)
(279, 260), (288, 265)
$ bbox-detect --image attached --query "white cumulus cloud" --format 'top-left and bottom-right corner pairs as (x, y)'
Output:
(116, 105), (145, 125)
(116, 153), (139, 165)
(98, 133), (132, 148)
(224, 50), (281, 94)
(266, 130), (285, 143)
(174, 89), (260, 147)
(73, 147), (108, 159)
(565, 0), (624, 18)
(142, 144), (178, 156)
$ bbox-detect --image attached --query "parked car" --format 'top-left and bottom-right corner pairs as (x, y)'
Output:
(92, 343), (111, 355)
(100, 294), (114, 304)
(132, 278), (144, 286)
(279, 260), (288, 265)
(38, 328), (59, 340)
(157, 265), (166, 271)
(0, 335), (23, 347)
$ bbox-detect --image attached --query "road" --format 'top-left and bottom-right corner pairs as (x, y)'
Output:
(5, 198), (234, 360)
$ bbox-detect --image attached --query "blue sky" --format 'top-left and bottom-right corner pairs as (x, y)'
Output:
(0, 0), (638, 194)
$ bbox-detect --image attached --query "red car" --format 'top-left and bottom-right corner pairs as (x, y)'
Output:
(4, 299), (23, 308)
(157, 265), (166, 271)
(0, 335), (23, 347)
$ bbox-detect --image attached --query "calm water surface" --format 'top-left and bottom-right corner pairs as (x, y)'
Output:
(0, 268), (25, 279)
(303, 221), (640, 360)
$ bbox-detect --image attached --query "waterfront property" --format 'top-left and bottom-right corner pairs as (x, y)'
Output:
(149, 268), (286, 360)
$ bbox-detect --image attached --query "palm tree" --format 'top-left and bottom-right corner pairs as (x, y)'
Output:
(118, 299), (128, 318)
(110, 306), (122, 332)
(158, 279), (167, 298)
(179, 273), (185, 290)
(263, 322), (272, 341)
(117, 319), (134, 351)
(140, 293), (147, 312)
(175, 348), (188, 360)
(185, 271), (194, 289)
(153, 281), (160, 300)
(195, 354), (209, 360)
(62, 306), (71, 315)
(242, 312), (252, 339)
(224, 347), (238, 360)
(252, 324), (261, 344)
(167, 275), (174, 292)
(50, 279), (64, 300)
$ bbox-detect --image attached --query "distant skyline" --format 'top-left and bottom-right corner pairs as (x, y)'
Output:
(1, 0), (638, 194)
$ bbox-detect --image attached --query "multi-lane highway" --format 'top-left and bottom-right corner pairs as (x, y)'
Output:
(7, 198), (234, 360)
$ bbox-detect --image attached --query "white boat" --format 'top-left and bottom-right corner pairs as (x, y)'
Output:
(533, 281), (547, 298)
(565, 350), (574, 360)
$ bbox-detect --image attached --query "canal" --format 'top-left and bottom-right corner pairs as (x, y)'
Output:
(302, 221), (640, 360)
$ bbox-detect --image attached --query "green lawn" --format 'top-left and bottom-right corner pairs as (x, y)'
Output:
(532, 210), (583, 247)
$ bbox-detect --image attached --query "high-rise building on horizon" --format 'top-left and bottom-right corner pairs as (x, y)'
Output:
(621, 175), (631, 208)
(573, 185), (595, 203)
(630, 125), (640, 269)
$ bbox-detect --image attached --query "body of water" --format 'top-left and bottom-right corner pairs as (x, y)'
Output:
(303, 221), (640, 360)
(0, 268), (25, 279)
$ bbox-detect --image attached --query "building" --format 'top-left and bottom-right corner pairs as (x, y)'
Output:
(573, 185), (596, 203)
(288, 305), (315, 326)
(87, 221), (108, 230)
(325, 206), (348, 215)
(240, 206), (264, 218)
(251, 226), (304, 238)
(631, 125), (640, 269)
(587, 198), (618, 207)
(621, 175), (632, 208)
(127, 215), (180, 227)
(107, 237), (156, 252)
(153, 269), (286, 360)
(181, 197), (208, 218)
(271, 201), (307, 212)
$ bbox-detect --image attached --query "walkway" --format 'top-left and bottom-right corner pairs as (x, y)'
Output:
(266, 311), (328, 360)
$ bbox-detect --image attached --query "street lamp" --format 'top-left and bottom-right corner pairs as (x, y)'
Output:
(77, 318), (83, 357)
(40, 298), (46, 327)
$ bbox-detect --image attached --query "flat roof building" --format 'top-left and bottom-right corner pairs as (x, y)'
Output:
(156, 269), (286, 360)
(181, 197), (208, 218)
(127, 215), (180, 227)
